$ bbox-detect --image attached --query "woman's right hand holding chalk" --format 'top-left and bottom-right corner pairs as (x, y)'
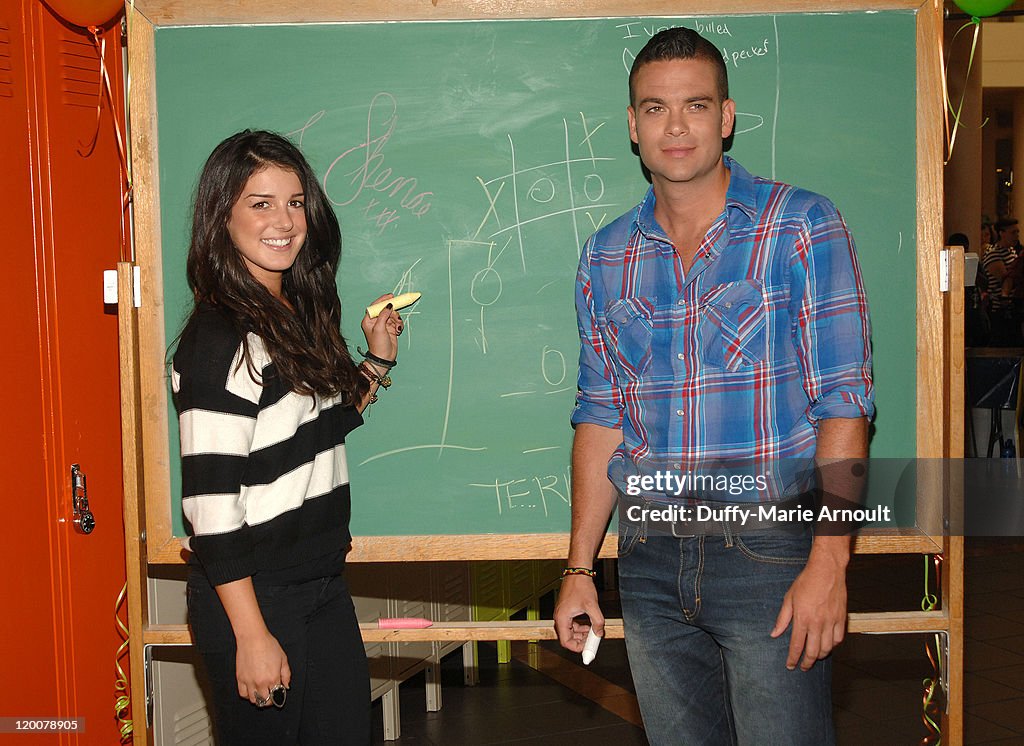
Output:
(360, 294), (402, 365)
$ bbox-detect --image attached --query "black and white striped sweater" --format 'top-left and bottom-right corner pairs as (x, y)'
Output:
(172, 304), (362, 586)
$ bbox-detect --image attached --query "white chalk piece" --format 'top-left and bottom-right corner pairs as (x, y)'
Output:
(366, 292), (422, 318)
(582, 627), (602, 665)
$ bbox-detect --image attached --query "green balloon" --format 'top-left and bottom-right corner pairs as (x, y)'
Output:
(954, 0), (1013, 17)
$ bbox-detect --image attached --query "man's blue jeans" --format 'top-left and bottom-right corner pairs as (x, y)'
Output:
(618, 525), (835, 746)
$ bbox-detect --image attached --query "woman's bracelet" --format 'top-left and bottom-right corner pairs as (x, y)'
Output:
(359, 361), (392, 390)
(358, 363), (379, 405)
(362, 359), (390, 379)
(357, 346), (397, 369)
(561, 567), (596, 579)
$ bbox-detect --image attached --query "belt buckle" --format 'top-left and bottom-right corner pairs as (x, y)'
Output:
(670, 510), (696, 538)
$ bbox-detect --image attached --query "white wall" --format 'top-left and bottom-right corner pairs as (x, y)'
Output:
(983, 21), (1024, 88)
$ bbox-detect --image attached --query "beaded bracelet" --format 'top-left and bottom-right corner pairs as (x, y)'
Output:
(359, 361), (392, 389)
(561, 567), (597, 579)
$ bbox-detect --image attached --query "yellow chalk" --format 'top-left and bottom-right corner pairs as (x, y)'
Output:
(366, 292), (422, 318)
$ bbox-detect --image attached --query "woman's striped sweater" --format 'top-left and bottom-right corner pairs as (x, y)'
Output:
(172, 304), (362, 586)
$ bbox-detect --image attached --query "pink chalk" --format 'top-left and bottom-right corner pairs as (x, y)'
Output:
(377, 617), (433, 629)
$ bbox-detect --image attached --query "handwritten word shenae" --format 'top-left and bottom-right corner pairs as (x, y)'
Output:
(324, 92), (433, 233)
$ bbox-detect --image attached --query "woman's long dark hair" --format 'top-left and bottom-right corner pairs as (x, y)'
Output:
(185, 129), (367, 403)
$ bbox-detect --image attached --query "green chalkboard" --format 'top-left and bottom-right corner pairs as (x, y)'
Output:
(154, 13), (917, 538)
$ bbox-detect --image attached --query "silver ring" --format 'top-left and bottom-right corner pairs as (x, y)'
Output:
(254, 693), (269, 707)
(270, 684), (287, 708)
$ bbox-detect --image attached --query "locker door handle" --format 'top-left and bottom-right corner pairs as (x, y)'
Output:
(70, 463), (96, 535)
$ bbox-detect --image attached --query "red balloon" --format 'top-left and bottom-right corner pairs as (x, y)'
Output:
(43, 0), (123, 28)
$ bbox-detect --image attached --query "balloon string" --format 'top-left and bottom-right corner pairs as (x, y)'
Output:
(82, 25), (131, 180)
(75, 29), (104, 158)
(124, 0), (134, 185)
(943, 18), (989, 165)
(79, 23), (133, 263)
(123, 0), (137, 263)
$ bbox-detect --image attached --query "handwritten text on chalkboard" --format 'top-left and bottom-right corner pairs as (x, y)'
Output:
(324, 93), (433, 233)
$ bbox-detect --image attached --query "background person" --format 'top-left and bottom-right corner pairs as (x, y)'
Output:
(982, 218), (1021, 346)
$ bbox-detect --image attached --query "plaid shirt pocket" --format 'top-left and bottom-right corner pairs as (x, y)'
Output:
(606, 296), (657, 379)
(699, 280), (767, 372)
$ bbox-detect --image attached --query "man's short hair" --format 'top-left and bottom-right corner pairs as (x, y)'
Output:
(995, 218), (1018, 233)
(629, 27), (729, 105)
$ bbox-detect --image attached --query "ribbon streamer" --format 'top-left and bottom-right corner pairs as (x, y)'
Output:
(114, 582), (133, 742)
(77, 22), (133, 262)
(920, 635), (943, 745)
(942, 17), (989, 165)
(919, 554), (944, 745)
(921, 552), (940, 612)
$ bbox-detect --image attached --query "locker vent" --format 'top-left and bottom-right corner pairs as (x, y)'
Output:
(172, 700), (214, 746)
(59, 32), (100, 109)
(0, 25), (12, 99)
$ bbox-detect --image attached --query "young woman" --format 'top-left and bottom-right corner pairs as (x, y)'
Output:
(173, 130), (401, 745)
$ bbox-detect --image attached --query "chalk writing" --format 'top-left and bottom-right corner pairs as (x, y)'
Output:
(287, 110), (325, 148)
(391, 259), (422, 347)
(734, 112), (765, 136)
(421, 112), (619, 477)
(722, 38), (771, 68)
(616, 21), (672, 40)
(469, 467), (571, 515)
(616, 19), (732, 39)
(444, 112), (618, 368)
(473, 112), (616, 269)
(323, 92), (433, 234)
(541, 346), (567, 387)
(358, 444), (486, 467)
(696, 20), (733, 37)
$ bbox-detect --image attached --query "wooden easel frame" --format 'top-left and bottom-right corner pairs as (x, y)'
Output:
(119, 1), (963, 743)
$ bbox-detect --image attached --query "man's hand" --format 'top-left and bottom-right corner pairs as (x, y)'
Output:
(554, 575), (605, 653)
(553, 423), (622, 653)
(771, 416), (866, 670)
(770, 537), (849, 671)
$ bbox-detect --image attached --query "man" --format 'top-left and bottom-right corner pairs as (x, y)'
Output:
(553, 27), (873, 745)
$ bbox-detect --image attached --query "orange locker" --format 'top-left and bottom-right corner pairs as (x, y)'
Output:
(1, 1), (130, 742)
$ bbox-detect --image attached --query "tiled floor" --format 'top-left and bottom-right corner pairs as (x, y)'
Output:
(371, 539), (1024, 745)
